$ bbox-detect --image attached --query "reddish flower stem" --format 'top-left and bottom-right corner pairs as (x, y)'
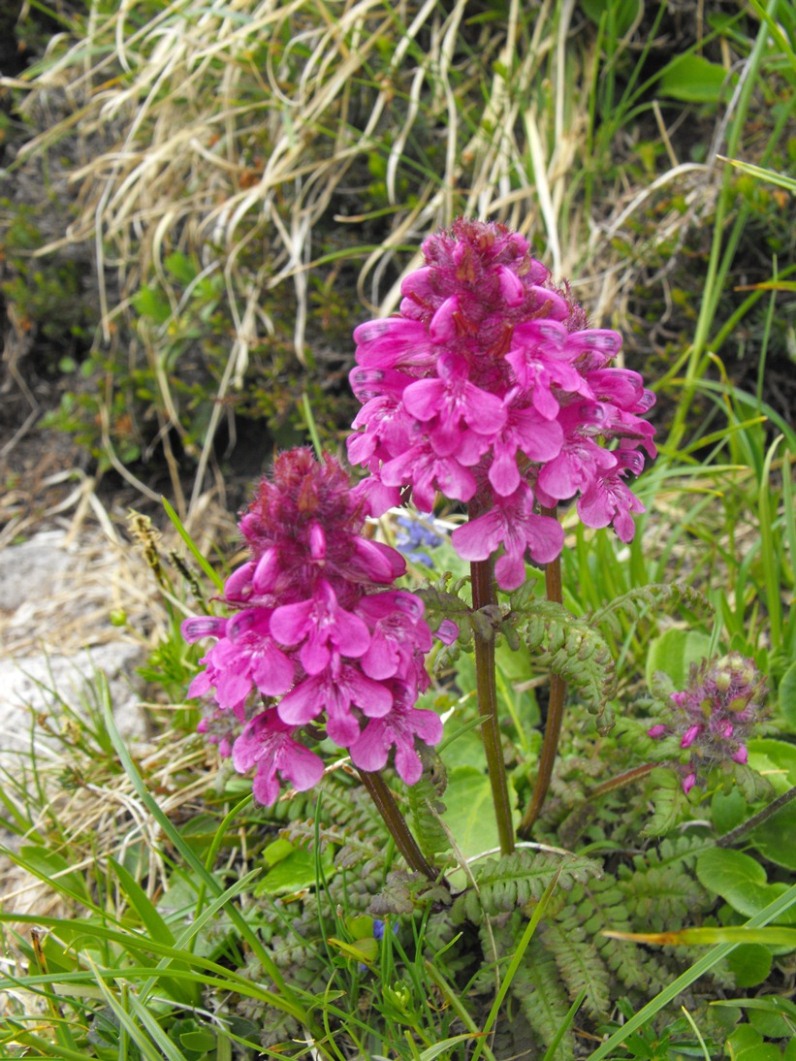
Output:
(357, 769), (438, 880)
(471, 556), (515, 856)
(518, 507), (565, 838)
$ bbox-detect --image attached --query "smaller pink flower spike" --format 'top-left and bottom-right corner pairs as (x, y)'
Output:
(183, 448), (444, 804)
(649, 653), (767, 793)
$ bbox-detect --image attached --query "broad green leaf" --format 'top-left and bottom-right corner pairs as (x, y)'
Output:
(748, 801), (796, 871)
(441, 766), (517, 861)
(696, 849), (796, 924)
(327, 936), (379, 965)
(255, 843), (334, 896)
(748, 738), (796, 791)
(132, 283), (172, 324)
(726, 943), (772, 987)
(657, 53), (737, 103)
(164, 251), (197, 284)
(645, 628), (711, 690)
(726, 1025), (781, 1061)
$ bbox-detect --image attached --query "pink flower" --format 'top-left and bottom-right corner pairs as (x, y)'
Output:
(349, 692), (444, 785)
(451, 484), (564, 590)
(183, 448), (443, 804)
(232, 710), (325, 807)
(347, 219), (655, 589)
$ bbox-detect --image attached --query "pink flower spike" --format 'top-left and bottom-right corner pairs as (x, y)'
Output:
(647, 724), (667, 739)
(732, 744), (748, 765)
(682, 772), (697, 795)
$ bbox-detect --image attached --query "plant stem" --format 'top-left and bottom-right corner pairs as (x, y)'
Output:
(718, 785), (796, 848)
(357, 769), (438, 881)
(518, 508), (565, 838)
(470, 556), (515, 856)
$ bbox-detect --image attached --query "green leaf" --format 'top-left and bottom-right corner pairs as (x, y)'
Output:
(747, 801), (796, 871)
(720, 157), (796, 196)
(642, 767), (687, 836)
(15, 846), (92, 906)
(779, 661), (796, 729)
(748, 738), (796, 791)
(657, 53), (737, 103)
(645, 628), (711, 690)
(164, 251), (197, 285)
(726, 944), (772, 987)
(442, 766), (517, 861)
(110, 858), (175, 945)
(580, 0), (642, 36)
(132, 283), (172, 324)
(696, 849), (796, 924)
(255, 843), (335, 896)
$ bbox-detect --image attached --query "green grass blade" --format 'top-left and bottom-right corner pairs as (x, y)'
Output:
(589, 880), (796, 1059)
(161, 495), (225, 592)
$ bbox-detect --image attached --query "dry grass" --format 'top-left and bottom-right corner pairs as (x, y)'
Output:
(6, 0), (745, 516)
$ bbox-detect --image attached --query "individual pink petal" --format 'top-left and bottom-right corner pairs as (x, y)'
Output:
(429, 296), (460, 342)
(682, 772), (697, 794)
(680, 724), (702, 749)
(182, 616), (226, 642)
(269, 600), (314, 646)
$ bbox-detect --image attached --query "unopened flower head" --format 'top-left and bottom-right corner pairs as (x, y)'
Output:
(183, 449), (446, 805)
(648, 653), (767, 793)
(347, 219), (655, 589)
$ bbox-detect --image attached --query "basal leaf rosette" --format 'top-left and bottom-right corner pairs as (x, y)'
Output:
(347, 219), (656, 589)
(183, 449), (446, 805)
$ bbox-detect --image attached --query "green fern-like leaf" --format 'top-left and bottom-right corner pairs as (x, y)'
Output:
(590, 582), (710, 638)
(510, 942), (575, 1060)
(514, 600), (615, 715)
(539, 917), (610, 1017)
(616, 835), (712, 932)
(407, 773), (451, 862)
(452, 847), (600, 923)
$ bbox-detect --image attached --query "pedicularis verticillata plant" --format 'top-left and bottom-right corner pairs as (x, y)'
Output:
(184, 219), (657, 872)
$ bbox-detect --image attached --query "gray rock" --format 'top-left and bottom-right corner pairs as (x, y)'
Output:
(0, 530), (74, 612)
(0, 642), (148, 761)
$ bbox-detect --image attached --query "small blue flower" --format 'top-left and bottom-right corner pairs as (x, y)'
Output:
(395, 513), (444, 568)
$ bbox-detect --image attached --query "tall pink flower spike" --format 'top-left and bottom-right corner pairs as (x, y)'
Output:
(183, 449), (450, 805)
(347, 219), (656, 588)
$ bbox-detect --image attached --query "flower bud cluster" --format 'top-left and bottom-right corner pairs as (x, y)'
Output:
(347, 219), (655, 589)
(183, 449), (447, 805)
(648, 653), (767, 793)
